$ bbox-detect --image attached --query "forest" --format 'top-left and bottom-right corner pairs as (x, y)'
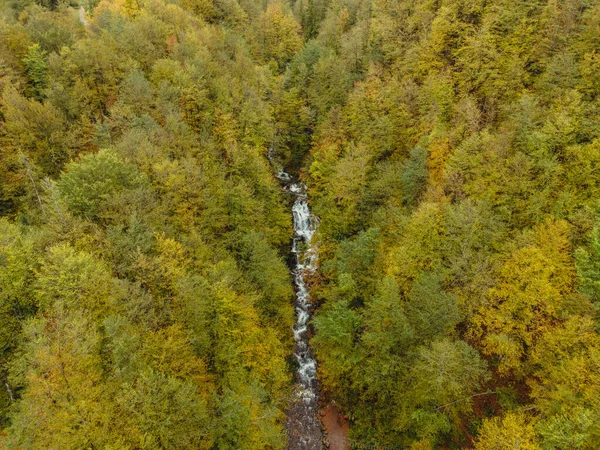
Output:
(0, 0), (600, 448)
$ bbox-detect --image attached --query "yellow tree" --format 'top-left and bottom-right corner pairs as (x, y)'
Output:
(0, 220), (37, 423)
(471, 220), (574, 376)
(254, 2), (302, 70)
(529, 316), (600, 448)
(475, 412), (541, 450)
(8, 244), (118, 448)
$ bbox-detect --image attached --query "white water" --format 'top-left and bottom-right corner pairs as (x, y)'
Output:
(276, 168), (323, 449)
(78, 6), (88, 29)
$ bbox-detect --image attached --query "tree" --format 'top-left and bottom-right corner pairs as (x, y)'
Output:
(334, 227), (381, 294)
(0, 220), (37, 425)
(254, 2), (303, 70)
(7, 244), (118, 448)
(312, 299), (362, 399)
(475, 412), (541, 450)
(575, 225), (600, 303)
(8, 312), (110, 449)
(2, 0), (600, 446)
(353, 277), (413, 440)
(472, 220), (574, 376)
(529, 317), (600, 448)
(22, 44), (47, 100)
(107, 320), (214, 449)
(237, 231), (293, 332)
(405, 272), (460, 342)
(1, 87), (69, 180)
(175, 271), (289, 447)
(56, 149), (148, 221)
(401, 146), (429, 207)
(410, 339), (489, 418)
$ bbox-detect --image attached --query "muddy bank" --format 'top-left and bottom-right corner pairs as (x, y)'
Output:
(321, 402), (349, 450)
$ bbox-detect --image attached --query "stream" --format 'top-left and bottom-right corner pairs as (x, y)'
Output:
(276, 168), (323, 450)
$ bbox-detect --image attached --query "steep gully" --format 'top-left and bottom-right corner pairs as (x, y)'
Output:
(269, 153), (323, 449)
(279, 168), (323, 449)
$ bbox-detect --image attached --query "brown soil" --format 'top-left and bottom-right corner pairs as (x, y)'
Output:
(321, 402), (350, 450)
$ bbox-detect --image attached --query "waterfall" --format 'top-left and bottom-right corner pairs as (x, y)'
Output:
(276, 168), (323, 449)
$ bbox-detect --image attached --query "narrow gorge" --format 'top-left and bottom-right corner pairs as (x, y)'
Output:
(3, 0), (600, 448)
(277, 169), (323, 450)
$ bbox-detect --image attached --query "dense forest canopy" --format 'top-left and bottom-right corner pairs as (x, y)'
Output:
(1, 0), (600, 448)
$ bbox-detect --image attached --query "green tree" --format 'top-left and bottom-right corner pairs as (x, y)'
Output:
(313, 298), (362, 398)
(575, 225), (600, 304)
(401, 146), (429, 207)
(22, 43), (47, 100)
(410, 339), (489, 418)
(56, 149), (148, 221)
(406, 272), (460, 342)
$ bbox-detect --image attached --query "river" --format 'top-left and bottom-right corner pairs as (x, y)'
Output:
(275, 168), (323, 450)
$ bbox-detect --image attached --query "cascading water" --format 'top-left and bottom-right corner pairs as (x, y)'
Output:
(276, 168), (323, 449)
